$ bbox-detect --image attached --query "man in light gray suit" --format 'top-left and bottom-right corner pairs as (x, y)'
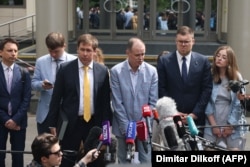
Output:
(31, 32), (76, 134)
(110, 37), (158, 164)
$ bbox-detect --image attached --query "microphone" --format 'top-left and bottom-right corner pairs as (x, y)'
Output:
(173, 115), (186, 138)
(152, 108), (159, 124)
(84, 126), (103, 153)
(102, 120), (111, 161)
(136, 121), (148, 153)
(126, 121), (136, 162)
(142, 104), (152, 139)
(186, 116), (204, 150)
(229, 80), (241, 93)
(152, 97), (185, 150)
(173, 115), (191, 151)
(164, 126), (178, 150)
(186, 116), (199, 137)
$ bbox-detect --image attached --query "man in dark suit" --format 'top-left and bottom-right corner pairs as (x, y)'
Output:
(157, 26), (212, 126)
(0, 38), (31, 167)
(47, 34), (112, 167)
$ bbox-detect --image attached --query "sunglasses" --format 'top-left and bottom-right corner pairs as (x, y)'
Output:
(49, 149), (62, 156)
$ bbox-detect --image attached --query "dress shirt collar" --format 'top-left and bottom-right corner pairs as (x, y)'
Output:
(1, 62), (14, 71)
(176, 50), (191, 63)
(78, 59), (93, 70)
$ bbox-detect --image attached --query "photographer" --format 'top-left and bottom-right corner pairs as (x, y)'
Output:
(204, 46), (247, 150)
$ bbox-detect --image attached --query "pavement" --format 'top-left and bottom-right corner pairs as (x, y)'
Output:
(5, 113), (250, 166)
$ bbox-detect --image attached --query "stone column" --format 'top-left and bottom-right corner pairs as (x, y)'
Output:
(228, 0), (250, 92)
(35, 0), (68, 57)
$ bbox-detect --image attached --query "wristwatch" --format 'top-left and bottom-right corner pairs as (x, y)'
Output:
(77, 161), (85, 167)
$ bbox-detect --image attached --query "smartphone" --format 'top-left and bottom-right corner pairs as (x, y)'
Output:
(44, 81), (53, 86)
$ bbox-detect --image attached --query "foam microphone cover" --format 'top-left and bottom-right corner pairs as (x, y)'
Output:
(187, 116), (199, 137)
(84, 126), (103, 153)
(164, 126), (178, 150)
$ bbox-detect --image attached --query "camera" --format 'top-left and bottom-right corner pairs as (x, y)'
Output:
(228, 80), (249, 93)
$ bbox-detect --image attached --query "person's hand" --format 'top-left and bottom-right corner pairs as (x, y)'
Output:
(42, 79), (54, 90)
(212, 127), (222, 137)
(177, 112), (188, 124)
(80, 149), (100, 165)
(222, 126), (233, 137)
(5, 119), (20, 130)
(49, 127), (57, 136)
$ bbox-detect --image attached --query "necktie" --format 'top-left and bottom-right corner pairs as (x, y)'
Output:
(83, 66), (91, 122)
(182, 57), (188, 83)
(7, 67), (13, 115)
(55, 59), (60, 73)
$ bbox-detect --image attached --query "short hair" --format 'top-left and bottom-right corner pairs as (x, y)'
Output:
(176, 26), (194, 37)
(45, 32), (65, 50)
(0, 38), (19, 50)
(126, 37), (144, 51)
(77, 33), (98, 50)
(31, 133), (59, 163)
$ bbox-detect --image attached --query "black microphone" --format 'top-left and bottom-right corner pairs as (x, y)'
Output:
(164, 126), (178, 150)
(173, 115), (191, 151)
(84, 126), (103, 154)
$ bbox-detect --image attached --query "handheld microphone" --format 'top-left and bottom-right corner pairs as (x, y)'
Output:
(84, 126), (103, 153)
(126, 121), (136, 162)
(186, 116), (204, 150)
(102, 120), (111, 161)
(142, 104), (152, 139)
(164, 126), (178, 150)
(186, 116), (199, 137)
(136, 121), (148, 153)
(173, 115), (191, 151)
(173, 115), (186, 138)
(152, 108), (159, 124)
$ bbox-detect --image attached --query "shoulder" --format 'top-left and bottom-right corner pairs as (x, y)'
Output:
(111, 61), (126, 72)
(36, 54), (51, 62)
(66, 53), (77, 60)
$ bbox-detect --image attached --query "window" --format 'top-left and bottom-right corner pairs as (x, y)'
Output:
(0, 0), (25, 6)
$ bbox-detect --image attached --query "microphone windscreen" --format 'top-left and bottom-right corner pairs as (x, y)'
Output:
(142, 104), (152, 117)
(84, 126), (102, 153)
(102, 120), (111, 145)
(126, 121), (137, 144)
(173, 115), (186, 138)
(187, 116), (199, 137)
(229, 80), (241, 93)
(164, 126), (178, 150)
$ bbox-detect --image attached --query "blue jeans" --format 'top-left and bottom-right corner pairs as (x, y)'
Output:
(116, 136), (151, 164)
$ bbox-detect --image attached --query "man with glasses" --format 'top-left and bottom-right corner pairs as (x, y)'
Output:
(157, 26), (212, 128)
(27, 133), (100, 167)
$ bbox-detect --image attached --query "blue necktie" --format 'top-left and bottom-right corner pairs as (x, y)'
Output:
(182, 57), (187, 83)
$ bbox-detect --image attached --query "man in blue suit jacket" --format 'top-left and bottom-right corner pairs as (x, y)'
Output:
(111, 37), (158, 164)
(0, 38), (31, 167)
(157, 26), (212, 126)
(31, 32), (76, 134)
(46, 34), (112, 167)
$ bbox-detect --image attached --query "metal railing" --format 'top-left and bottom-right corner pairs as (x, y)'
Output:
(0, 14), (36, 44)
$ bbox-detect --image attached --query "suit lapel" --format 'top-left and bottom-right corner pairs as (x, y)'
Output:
(0, 63), (9, 93)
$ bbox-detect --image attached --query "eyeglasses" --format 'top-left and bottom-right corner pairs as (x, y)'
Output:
(49, 149), (62, 156)
(177, 40), (192, 45)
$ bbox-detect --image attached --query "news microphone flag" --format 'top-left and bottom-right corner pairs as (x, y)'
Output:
(102, 120), (111, 145)
(126, 121), (137, 144)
